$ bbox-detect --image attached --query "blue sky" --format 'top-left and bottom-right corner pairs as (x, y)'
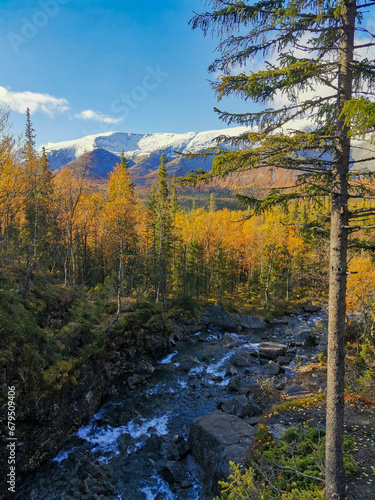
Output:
(0, 0), (252, 146)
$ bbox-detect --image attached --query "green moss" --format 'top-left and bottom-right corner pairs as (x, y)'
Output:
(270, 394), (327, 415)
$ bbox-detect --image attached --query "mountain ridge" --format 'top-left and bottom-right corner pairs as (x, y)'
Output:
(43, 127), (375, 194)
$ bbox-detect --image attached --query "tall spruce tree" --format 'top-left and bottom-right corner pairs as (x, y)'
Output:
(155, 151), (171, 307)
(189, 1), (375, 498)
(147, 151), (174, 306)
(21, 109), (43, 294)
(120, 150), (129, 170)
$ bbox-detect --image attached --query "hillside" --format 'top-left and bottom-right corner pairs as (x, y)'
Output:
(43, 128), (375, 198)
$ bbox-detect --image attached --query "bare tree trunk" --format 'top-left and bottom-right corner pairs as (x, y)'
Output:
(325, 2), (355, 498)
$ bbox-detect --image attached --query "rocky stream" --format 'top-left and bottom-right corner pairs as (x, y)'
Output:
(15, 304), (326, 500)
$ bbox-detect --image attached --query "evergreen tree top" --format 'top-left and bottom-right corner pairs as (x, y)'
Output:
(24, 108), (36, 159)
(120, 150), (129, 170)
(157, 151), (169, 201)
(40, 147), (50, 172)
(185, 0), (375, 213)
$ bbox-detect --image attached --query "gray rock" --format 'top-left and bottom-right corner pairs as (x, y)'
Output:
(225, 366), (238, 377)
(258, 342), (287, 360)
(227, 376), (242, 392)
(260, 361), (281, 376)
(162, 460), (186, 484)
(135, 360), (155, 375)
(168, 436), (190, 461)
(239, 315), (267, 329)
(188, 411), (256, 496)
(181, 478), (193, 489)
(143, 434), (163, 454)
(283, 385), (310, 397)
(127, 374), (142, 388)
(243, 416), (261, 425)
(230, 350), (257, 367)
(276, 355), (293, 365)
(293, 331), (318, 347)
(221, 396), (263, 419)
(222, 333), (241, 347)
(221, 395), (247, 417)
(269, 316), (290, 324)
(269, 423), (291, 441)
(205, 305), (237, 331)
(179, 357), (200, 372)
(201, 315), (210, 325)
(173, 324), (184, 340)
(303, 301), (321, 313)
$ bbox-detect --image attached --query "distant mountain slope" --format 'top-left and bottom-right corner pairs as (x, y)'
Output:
(44, 128), (245, 168)
(43, 128), (375, 192)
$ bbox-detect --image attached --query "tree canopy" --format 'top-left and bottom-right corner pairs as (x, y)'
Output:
(188, 1), (375, 498)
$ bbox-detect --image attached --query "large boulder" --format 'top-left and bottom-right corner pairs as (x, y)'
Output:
(222, 333), (242, 347)
(205, 304), (237, 330)
(230, 350), (257, 367)
(219, 395), (261, 419)
(258, 341), (287, 360)
(188, 411), (256, 496)
(239, 315), (267, 329)
(227, 375), (242, 392)
(260, 360), (281, 376)
(135, 360), (155, 375)
(162, 460), (186, 484)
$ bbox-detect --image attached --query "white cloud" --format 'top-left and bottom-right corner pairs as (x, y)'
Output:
(0, 86), (69, 115)
(74, 109), (122, 124)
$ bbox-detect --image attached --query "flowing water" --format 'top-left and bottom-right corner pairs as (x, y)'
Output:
(17, 312), (325, 500)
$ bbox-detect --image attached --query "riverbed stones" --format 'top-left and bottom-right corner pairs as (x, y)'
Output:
(238, 315), (267, 329)
(143, 434), (163, 454)
(269, 316), (290, 324)
(219, 395), (260, 419)
(222, 333), (241, 347)
(292, 331), (318, 347)
(168, 436), (190, 461)
(127, 373), (142, 389)
(205, 304), (237, 330)
(179, 356), (200, 372)
(303, 301), (321, 313)
(276, 355), (294, 365)
(188, 410), (256, 496)
(227, 375), (242, 392)
(135, 360), (155, 375)
(258, 341), (287, 360)
(162, 460), (186, 483)
(260, 360), (281, 376)
(230, 350), (257, 367)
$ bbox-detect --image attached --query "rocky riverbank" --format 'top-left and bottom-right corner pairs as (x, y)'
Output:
(0, 303), (174, 498)
(13, 301), (329, 499)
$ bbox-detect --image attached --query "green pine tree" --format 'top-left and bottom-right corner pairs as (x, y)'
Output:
(120, 150), (129, 170)
(189, 2), (375, 496)
(154, 151), (172, 307)
(171, 175), (180, 215)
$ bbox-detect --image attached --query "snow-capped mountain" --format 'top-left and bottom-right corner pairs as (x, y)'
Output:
(43, 127), (248, 176)
(43, 126), (375, 192)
